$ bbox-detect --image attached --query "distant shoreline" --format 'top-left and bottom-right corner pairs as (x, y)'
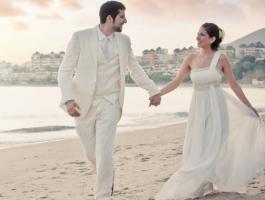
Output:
(0, 83), (264, 88)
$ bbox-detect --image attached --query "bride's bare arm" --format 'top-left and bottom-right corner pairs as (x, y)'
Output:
(221, 54), (259, 116)
(160, 54), (193, 96)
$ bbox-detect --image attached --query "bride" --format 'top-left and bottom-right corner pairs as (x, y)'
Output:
(155, 22), (265, 200)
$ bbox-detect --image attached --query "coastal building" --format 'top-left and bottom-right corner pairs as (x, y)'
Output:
(174, 46), (198, 66)
(31, 51), (65, 69)
(141, 49), (158, 66)
(220, 45), (236, 59)
(0, 61), (12, 80)
(156, 47), (169, 64)
(237, 42), (265, 59)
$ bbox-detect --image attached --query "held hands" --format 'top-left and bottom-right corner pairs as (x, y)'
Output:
(65, 100), (81, 117)
(149, 93), (161, 107)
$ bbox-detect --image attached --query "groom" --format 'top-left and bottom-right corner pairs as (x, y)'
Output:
(58, 1), (161, 199)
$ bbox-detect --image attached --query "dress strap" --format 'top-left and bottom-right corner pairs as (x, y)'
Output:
(209, 51), (221, 70)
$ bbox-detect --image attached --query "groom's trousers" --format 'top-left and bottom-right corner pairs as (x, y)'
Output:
(74, 98), (121, 200)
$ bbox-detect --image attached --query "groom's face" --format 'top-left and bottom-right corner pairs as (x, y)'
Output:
(112, 10), (127, 32)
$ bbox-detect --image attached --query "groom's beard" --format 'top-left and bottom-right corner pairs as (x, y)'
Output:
(113, 25), (123, 32)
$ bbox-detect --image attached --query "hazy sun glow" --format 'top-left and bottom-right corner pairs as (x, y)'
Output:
(0, 0), (264, 64)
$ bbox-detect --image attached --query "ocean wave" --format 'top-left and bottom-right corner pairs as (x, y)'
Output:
(3, 126), (75, 134)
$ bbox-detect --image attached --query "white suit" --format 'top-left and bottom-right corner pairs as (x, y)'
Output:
(58, 26), (159, 200)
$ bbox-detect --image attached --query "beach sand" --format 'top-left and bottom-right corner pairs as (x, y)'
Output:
(1, 117), (265, 200)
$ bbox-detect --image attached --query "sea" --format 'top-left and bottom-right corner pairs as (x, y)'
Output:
(0, 86), (265, 149)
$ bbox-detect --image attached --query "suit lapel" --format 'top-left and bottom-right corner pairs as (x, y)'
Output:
(115, 33), (125, 80)
(90, 26), (99, 69)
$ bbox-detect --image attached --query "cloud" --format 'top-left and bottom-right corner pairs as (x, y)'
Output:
(0, 0), (26, 17)
(12, 21), (29, 30)
(243, 0), (265, 16)
(24, 0), (82, 10)
(59, 0), (82, 10)
(36, 12), (64, 20)
(27, 0), (53, 8)
(126, 0), (245, 22)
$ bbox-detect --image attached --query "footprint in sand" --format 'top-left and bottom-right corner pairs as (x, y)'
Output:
(136, 153), (144, 158)
(69, 161), (86, 165)
(114, 149), (120, 153)
(83, 172), (94, 176)
(36, 169), (46, 173)
(113, 190), (126, 195)
(78, 166), (88, 170)
(141, 157), (150, 162)
(156, 177), (169, 183)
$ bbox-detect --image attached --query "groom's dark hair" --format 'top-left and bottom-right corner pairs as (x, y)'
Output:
(99, 1), (126, 24)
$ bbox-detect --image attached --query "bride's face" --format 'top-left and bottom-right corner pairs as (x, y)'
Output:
(196, 26), (214, 48)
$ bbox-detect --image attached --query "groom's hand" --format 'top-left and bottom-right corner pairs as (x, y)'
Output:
(65, 100), (81, 117)
(149, 93), (161, 107)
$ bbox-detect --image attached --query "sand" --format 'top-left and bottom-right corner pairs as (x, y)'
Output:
(1, 118), (265, 200)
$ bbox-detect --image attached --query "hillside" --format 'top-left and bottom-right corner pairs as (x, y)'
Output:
(228, 28), (265, 47)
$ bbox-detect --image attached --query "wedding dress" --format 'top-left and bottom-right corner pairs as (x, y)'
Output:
(155, 51), (265, 200)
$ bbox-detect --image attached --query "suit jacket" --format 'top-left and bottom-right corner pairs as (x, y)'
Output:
(58, 26), (160, 117)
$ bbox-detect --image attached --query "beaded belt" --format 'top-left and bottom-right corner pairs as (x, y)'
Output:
(193, 82), (221, 90)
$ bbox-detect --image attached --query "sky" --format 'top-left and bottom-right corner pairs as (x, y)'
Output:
(0, 0), (265, 65)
